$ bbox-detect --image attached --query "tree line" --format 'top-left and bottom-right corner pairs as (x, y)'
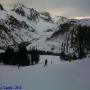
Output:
(0, 42), (40, 66)
(0, 42), (61, 66)
(60, 25), (90, 61)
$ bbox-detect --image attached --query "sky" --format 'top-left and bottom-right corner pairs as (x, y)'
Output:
(0, 0), (90, 19)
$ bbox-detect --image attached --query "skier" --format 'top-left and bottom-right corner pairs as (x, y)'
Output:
(44, 59), (48, 67)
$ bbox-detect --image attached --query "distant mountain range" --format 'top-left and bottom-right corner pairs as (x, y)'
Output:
(0, 3), (90, 54)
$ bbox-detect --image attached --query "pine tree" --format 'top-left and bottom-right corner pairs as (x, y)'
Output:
(3, 47), (15, 65)
(14, 42), (30, 66)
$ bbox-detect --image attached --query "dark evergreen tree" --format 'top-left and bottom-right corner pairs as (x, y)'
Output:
(75, 26), (86, 58)
(14, 48), (30, 66)
(34, 50), (40, 64)
(0, 53), (4, 63)
(30, 47), (40, 65)
(71, 25), (90, 59)
(60, 51), (66, 60)
(0, 54), (1, 63)
(14, 42), (30, 66)
(3, 47), (15, 65)
(72, 53), (77, 60)
(30, 47), (35, 65)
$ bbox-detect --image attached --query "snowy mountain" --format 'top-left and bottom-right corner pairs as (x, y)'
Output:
(11, 3), (57, 33)
(52, 16), (68, 24)
(46, 19), (90, 59)
(0, 3), (59, 50)
(48, 18), (90, 42)
(0, 4), (38, 48)
(11, 3), (40, 21)
(0, 3), (90, 55)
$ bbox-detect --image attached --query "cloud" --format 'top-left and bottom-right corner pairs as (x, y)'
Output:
(18, 0), (90, 18)
(0, 0), (90, 18)
(0, 0), (15, 10)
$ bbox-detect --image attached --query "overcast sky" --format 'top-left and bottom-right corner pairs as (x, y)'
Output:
(0, 0), (90, 18)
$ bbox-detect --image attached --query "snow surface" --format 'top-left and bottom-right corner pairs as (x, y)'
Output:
(0, 10), (7, 20)
(0, 57), (90, 90)
(27, 32), (62, 53)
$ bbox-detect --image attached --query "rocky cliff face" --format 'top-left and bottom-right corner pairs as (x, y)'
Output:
(0, 5), (37, 48)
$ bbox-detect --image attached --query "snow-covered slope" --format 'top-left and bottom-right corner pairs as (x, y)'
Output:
(11, 3), (57, 33)
(44, 18), (90, 54)
(0, 3), (62, 50)
(0, 5), (38, 48)
(0, 3), (90, 53)
(0, 57), (90, 90)
(0, 3), (57, 49)
(52, 16), (68, 24)
(48, 18), (90, 43)
(63, 18), (90, 26)
(11, 3), (90, 53)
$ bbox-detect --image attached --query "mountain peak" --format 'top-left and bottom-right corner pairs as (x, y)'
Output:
(11, 3), (40, 21)
(0, 4), (4, 11)
(52, 16), (68, 24)
(40, 12), (53, 22)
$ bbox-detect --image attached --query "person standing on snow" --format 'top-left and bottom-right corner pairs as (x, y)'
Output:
(44, 59), (48, 67)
